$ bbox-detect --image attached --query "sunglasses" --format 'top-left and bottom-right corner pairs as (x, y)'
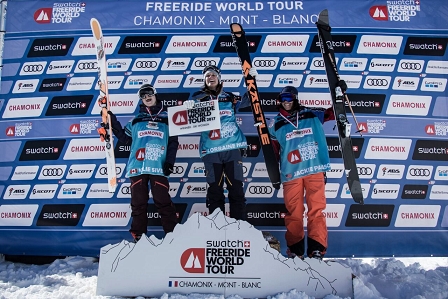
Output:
(279, 93), (295, 102)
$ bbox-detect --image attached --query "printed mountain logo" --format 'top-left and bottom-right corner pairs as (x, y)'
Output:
(34, 3), (86, 24)
(369, 6), (388, 21)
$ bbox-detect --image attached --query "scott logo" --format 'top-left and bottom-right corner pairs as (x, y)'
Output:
(180, 248), (205, 273)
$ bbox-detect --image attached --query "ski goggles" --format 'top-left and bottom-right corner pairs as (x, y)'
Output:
(278, 93), (295, 102)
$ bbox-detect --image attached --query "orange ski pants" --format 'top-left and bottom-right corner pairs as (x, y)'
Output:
(283, 172), (327, 249)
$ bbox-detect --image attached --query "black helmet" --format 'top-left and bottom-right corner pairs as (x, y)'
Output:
(280, 86), (298, 96)
(138, 84), (157, 99)
(277, 85), (299, 111)
(202, 65), (222, 84)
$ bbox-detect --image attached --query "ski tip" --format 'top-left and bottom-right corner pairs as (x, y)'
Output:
(90, 18), (102, 40)
(230, 23), (244, 36)
(317, 9), (329, 26)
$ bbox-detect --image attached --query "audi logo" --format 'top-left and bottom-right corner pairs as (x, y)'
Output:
(357, 167), (373, 175)
(121, 186), (131, 195)
(400, 62), (422, 70)
(409, 168), (430, 176)
(77, 62), (97, 70)
(99, 166), (122, 176)
(172, 165), (184, 175)
(23, 64), (44, 72)
(313, 60), (325, 67)
(42, 168), (64, 176)
(135, 61), (158, 68)
(248, 186), (273, 194)
(366, 79), (388, 86)
(253, 60), (276, 67)
(194, 60), (217, 67)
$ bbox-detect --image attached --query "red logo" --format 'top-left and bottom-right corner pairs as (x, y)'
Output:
(34, 8), (52, 24)
(180, 248), (205, 273)
(425, 125), (435, 135)
(69, 124), (80, 134)
(287, 150), (302, 164)
(369, 6), (388, 21)
(172, 111), (188, 126)
(209, 130), (221, 140)
(135, 148), (145, 161)
(358, 122), (368, 133)
(6, 126), (15, 136)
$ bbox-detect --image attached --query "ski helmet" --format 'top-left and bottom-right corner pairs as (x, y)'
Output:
(277, 86), (299, 110)
(202, 65), (221, 83)
(138, 84), (157, 99)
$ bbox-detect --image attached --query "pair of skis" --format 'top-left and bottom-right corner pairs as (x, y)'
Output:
(231, 10), (364, 204)
(90, 18), (117, 193)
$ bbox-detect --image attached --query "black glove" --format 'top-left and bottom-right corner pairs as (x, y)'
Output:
(163, 162), (174, 176)
(272, 182), (281, 190)
(106, 110), (122, 131)
(338, 80), (348, 92)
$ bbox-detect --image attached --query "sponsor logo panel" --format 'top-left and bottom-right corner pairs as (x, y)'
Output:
(325, 164), (344, 179)
(426, 60), (448, 74)
(91, 94), (139, 115)
(412, 140), (448, 161)
(220, 57), (241, 70)
(57, 183), (88, 199)
(364, 138), (412, 160)
(420, 78), (447, 93)
(0, 204), (39, 226)
(3, 184), (31, 200)
(0, 167), (12, 181)
(106, 58), (132, 72)
(435, 166), (448, 181)
(187, 162), (205, 177)
(309, 34), (356, 53)
(34, 4), (86, 24)
(158, 93), (188, 107)
(20, 61), (47, 76)
(429, 185), (448, 200)
(376, 164), (405, 179)
(391, 77), (420, 91)
(339, 75), (362, 89)
(162, 58), (191, 70)
(72, 36), (120, 56)
(363, 76), (391, 90)
(357, 119), (386, 134)
(146, 203), (187, 226)
(166, 36), (214, 53)
(395, 205), (440, 227)
(345, 93), (385, 114)
(12, 79), (39, 94)
(280, 57), (309, 70)
(325, 183), (340, 199)
(131, 58), (161, 71)
(345, 204), (394, 227)
(11, 165), (39, 180)
(403, 37), (448, 56)
(245, 204), (287, 226)
(340, 183), (371, 199)
(304, 74), (328, 88)
(327, 137), (364, 159)
(36, 204), (85, 226)
(66, 164), (96, 179)
(29, 184), (58, 199)
(124, 75), (153, 89)
(401, 184), (428, 199)
(357, 35), (403, 55)
(371, 184), (400, 199)
(274, 75), (303, 88)
(39, 78), (67, 92)
(432, 96), (448, 118)
(251, 162), (269, 178)
(191, 57), (220, 70)
(406, 165), (433, 180)
(213, 35), (261, 53)
(87, 183), (115, 199)
(368, 58), (396, 72)
(261, 35), (309, 53)
(74, 59), (97, 73)
(38, 165), (67, 180)
(177, 136), (201, 158)
(27, 38), (73, 57)
(94, 76), (123, 90)
(244, 136), (262, 158)
(397, 59), (424, 73)
(340, 58), (367, 71)
(180, 182), (207, 197)
(118, 36), (167, 54)
(117, 183), (131, 199)
(63, 138), (106, 160)
(253, 74), (273, 88)
(154, 75), (183, 88)
(310, 57), (339, 71)
(20, 139), (66, 161)
(46, 60), (75, 74)
(356, 164), (376, 179)
(252, 57), (279, 70)
(245, 182), (275, 198)
(442, 206), (448, 228)
(82, 204), (131, 226)
(220, 74), (242, 88)
(46, 95), (93, 116)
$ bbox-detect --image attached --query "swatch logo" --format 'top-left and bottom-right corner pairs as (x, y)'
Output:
(39, 78), (66, 92)
(345, 204), (394, 227)
(213, 35), (261, 53)
(309, 35), (356, 53)
(27, 38), (73, 57)
(19, 139), (66, 161)
(36, 204), (85, 226)
(45, 95), (92, 116)
(401, 185), (428, 199)
(404, 37), (448, 56)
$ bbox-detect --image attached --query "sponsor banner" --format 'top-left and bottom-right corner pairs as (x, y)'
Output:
(57, 183), (88, 199)
(274, 74), (303, 88)
(364, 138), (412, 160)
(124, 75), (154, 89)
(391, 77), (420, 91)
(345, 204), (395, 227)
(345, 93), (385, 114)
(395, 205), (440, 227)
(82, 204), (131, 226)
(46, 95), (93, 116)
(252, 57), (279, 70)
(340, 58), (368, 71)
(429, 185), (448, 200)
(191, 57), (220, 70)
(94, 76), (124, 90)
(310, 57), (339, 71)
(46, 60), (75, 74)
(363, 75), (391, 90)
(325, 163), (344, 179)
(243, 135), (261, 154)
(405, 165), (433, 180)
(39, 77), (67, 92)
(357, 119), (386, 135)
(434, 166), (448, 181)
(118, 36), (167, 54)
(425, 121), (448, 137)
(20, 139), (66, 161)
(20, 61), (47, 76)
(95, 163), (125, 179)
(368, 58), (396, 72)
(213, 34), (261, 53)
(166, 35), (214, 53)
(27, 37), (73, 57)
(66, 164), (96, 179)
(175, 136), (200, 158)
(29, 184), (58, 199)
(242, 162), (251, 178)
(357, 35), (403, 55)
(87, 183), (115, 198)
(309, 34), (356, 53)
(339, 75), (362, 89)
(168, 100), (220, 136)
(371, 184), (400, 199)
(162, 57), (191, 70)
(3, 184), (31, 200)
(340, 183), (371, 199)
(397, 59), (424, 73)
(325, 183), (340, 199)
(91, 94), (139, 114)
(251, 162), (269, 178)
(426, 60), (448, 74)
(154, 75), (183, 88)
(279, 57), (309, 70)
(38, 165), (67, 180)
(131, 58), (161, 72)
(117, 183), (131, 199)
(180, 182), (207, 197)
(36, 204), (85, 226)
(187, 162), (205, 177)
(304, 74), (328, 88)
(168, 163), (188, 178)
(63, 138), (106, 160)
(11, 165), (39, 180)
(146, 203), (187, 226)
(412, 140), (448, 161)
(403, 37), (448, 56)
(401, 184), (428, 199)
(220, 57), (241, 70)
(376, 164), (405, 179)
(0, 204), (39, 226)
(327, 137), (364, 159)
(183, 74), (204, 88)
(420, 78), (447, 93)
(356, 164), (376, 179)
(220, 74), (243, 88)
(12, 79), (39, 94)
(72, 36), (120, 56)
(167, 182), (181, 198)
(244, 203), (286, 226)
(245, 182), (275, 198)
(106, 58), (132, 72)
(261, 35), (309, 53)
(74, 59), (98, 73)
(254, 74), (274, 88)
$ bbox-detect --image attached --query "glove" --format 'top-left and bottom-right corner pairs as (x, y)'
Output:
(183, 100), (196, 110)
(272, 182), (281, 190)
(248, 67), (258, 78)
(106, 110), (122, 131)
(163, 162), (174, 176)
(338, 80), (348, 92)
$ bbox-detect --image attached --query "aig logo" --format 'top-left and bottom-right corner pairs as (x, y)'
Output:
(245, 183), (275, 198)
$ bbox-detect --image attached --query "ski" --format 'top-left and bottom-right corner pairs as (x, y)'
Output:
(90, 18), (117, 193)
(316, 10), (364, 204)
(230, 23), (281, 190)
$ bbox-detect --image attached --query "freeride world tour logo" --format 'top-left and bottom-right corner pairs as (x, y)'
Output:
(34, 2), (86, 24)
(369, 1), (420, 22)
(180, 240), (251, 274)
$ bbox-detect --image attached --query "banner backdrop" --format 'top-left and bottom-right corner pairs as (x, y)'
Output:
(0, 0), (447, 257)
